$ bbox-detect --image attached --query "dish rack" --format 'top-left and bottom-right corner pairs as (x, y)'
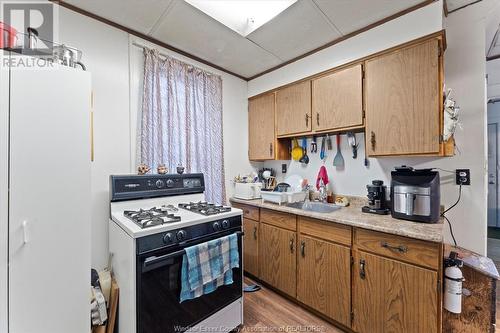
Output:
(261, 191), (306, 205)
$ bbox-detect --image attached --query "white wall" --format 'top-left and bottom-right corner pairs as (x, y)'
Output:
(486, 2), (500, 99)
(252, 0), (490, 255)
(487, 58), (500, 99)
(58, 9), (131, 271)
(57, 7), (252, 269)
(127, 36), (257, 202)
(55, 0), (493, 264)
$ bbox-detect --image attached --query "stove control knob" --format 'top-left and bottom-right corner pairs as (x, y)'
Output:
(156, 180), (165, 189)
(212, 221), (222, 231)
(162, 233), (173, 244)
(166, 179), (174, 188)
(176, 230), (187, 241)
(222, 220), (230, 229)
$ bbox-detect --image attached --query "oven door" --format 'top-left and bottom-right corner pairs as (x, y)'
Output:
(136, 228), (243, 333)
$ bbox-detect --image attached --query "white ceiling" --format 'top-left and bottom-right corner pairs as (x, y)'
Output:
(64, 0), (427, 79)
(445, 0), (480, 12)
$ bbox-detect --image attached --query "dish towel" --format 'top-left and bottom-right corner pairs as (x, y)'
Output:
(180, 233), (239, 303)
(316, 165), (329, 190)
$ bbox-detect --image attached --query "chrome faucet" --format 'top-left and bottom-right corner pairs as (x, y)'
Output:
(302, 184), (311, 203)
(318, 179), (327, 203)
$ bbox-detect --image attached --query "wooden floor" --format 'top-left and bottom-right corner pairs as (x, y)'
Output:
(244, 273), (500, 333)
(243, 277), (344, 332)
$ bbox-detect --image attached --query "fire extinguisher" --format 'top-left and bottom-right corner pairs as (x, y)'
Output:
(444, 251), (464, 314)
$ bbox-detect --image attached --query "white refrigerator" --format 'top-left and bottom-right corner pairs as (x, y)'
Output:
(0, 54), (91, 333)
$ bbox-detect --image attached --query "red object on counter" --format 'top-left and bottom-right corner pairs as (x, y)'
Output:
(316, 165), (329, 190)
(0, 22), (18, 49)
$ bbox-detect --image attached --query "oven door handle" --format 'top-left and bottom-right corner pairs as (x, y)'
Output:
(143, 231), (244, 269)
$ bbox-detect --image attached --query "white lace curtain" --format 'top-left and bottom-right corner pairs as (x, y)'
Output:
(138, 48), (226, 204)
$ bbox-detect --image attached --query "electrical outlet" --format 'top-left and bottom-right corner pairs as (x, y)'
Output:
(455, 169), (470, 185)
(282, 164), (287, 173)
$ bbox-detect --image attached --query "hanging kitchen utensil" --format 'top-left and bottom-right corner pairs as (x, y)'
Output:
(326, 134), (333, 150)
(333, 134), (345, 168)
(299, 138), (306, 164)
(291, 138), (303, 161)
(311, 136), (317, 153)
(347, 132), (359, 159)
(299, 138), (309, 164)
(320, 136), (326, 161)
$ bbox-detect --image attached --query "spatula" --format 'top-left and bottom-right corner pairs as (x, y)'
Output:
(326, 134), (332, 150)
(333, 134), (345, 168)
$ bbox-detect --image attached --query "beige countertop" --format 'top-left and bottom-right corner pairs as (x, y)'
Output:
(230, 197), (444, 243)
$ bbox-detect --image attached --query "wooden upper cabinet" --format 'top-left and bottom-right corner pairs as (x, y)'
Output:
(248, 93), (276, 160)
(259, 223), (297, 298)
(352, 251), (438, 333)
(276, 81), (312, 136)
(365, 39), (441, 156)
(297, 235), (351, 327)
(312, 64), (364, 132)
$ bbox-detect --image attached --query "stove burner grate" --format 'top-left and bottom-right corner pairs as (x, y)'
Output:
(178, 201), (231, 216)
(123, 207), (181, 228)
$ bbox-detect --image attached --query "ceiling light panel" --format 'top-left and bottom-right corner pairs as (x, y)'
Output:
(184, 0), (297, 36)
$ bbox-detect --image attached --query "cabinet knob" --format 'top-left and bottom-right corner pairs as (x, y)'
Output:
(289, 237), (295, 253)
(253, 226), (257, 240)
(305, 114), (310, 127)
(300, 241), (305, 257)
(269, 143), (273, 156)
(370, 131), (376, 150)
(316, 113), (320, 126)
(359, 259), (366, 279)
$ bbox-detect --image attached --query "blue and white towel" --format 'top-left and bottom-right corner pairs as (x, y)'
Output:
(180, 233), (239, 303)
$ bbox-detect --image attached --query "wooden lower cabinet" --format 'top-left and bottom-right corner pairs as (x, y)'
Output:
(352, 250), (439, 333)
(242, 218), (259, 277)
(259, 222), (297, 297)
(297, 235), (351, 327)
(235, 204), (442, 332)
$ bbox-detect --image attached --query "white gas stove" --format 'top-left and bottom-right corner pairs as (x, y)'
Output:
(109, 173), (243, 333)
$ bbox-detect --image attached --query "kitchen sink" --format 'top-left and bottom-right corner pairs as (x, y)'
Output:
(287, 201), (341, 213)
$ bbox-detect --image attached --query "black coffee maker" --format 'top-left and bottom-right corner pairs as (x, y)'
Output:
(362, 180), (390, 215)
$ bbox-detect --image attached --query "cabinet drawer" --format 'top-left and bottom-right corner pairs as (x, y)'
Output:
(298, 216), (351, 246)
(232, 203), (259, 221)
(261, 209), (297, 231)
(354, 229), (440, 270)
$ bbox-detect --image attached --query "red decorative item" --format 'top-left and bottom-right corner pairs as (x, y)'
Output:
(0, 22), (17, 49)
(316, 165), (329, 190)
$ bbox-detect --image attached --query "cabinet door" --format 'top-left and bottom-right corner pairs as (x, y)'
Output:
(297, 236), (351, 327)
(248, 93), (276, 160)
(365, 39), (440, 156)
(259, 223), (297, 297)
(352, 251), (438, 333)
(243, 218), (259, 277)
(312, 64), (363, 132)
(276, 81), (311, 136)
(8, 64), (91, 333)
